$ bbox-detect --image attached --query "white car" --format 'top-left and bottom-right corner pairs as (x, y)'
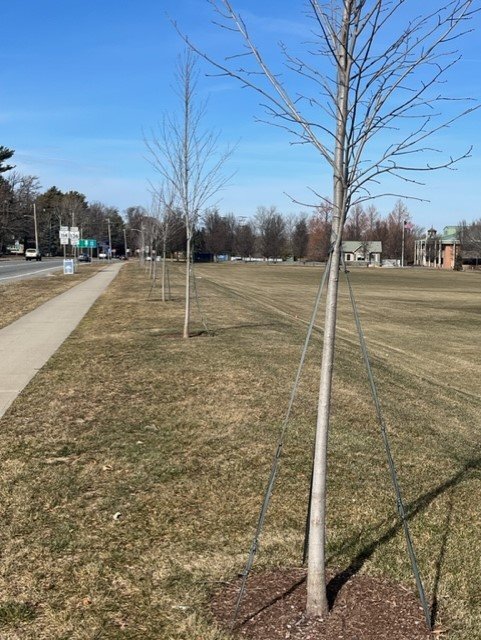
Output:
(25, 248), (42, 261)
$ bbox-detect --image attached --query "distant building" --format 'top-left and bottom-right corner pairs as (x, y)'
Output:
(342, 240), (382, 264)
(414, 226), (459, 269)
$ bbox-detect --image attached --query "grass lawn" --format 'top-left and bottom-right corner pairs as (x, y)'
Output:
(0, 261), (480, 638)
(0, 263), (104, 330)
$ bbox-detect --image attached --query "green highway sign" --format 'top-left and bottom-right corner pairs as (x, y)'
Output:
(78, 239), (97, 248)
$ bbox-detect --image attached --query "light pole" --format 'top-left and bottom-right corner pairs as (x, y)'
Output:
(128, 227), (144, 263)
(123, 227), (128, 258)
(401, 220), (405, 268)
(24, 204), (40, 255)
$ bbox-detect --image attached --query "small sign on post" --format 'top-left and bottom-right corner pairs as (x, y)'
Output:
(63, 259), (75, 275)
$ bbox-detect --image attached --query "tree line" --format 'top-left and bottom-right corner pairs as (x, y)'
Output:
(0, 143), (421, 263)
(194, 200), (419, 263)
(0, 146), (145, 257)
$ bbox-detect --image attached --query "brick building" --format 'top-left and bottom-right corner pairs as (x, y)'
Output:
(413, 226), (459, 269)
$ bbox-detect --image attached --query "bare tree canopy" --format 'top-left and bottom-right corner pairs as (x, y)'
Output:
(459, 218), (481, 256)
(255, 205), (287, 259)
(145, 49), (234, 337)
(145, 50), (233, 233)
(186, 1), (477, 209)
(180, 0), (479, 620)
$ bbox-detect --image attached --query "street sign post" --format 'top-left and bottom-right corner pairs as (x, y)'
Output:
(59, 226), (69, 245)
(70, 227), (80, 246)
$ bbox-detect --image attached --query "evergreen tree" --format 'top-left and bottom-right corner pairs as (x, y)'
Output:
(0, 146), (14, 174)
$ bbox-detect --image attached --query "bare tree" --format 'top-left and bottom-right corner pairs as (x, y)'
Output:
(292, 214), (309, 260)
(255, 205), (286, 260)
(366, 203), (380, 236)
(184, 0), (478, 617)
(459, 218), (481, 257)
(385, 199), (411, 260)
(145, 50), (233, 338)
(204, 208), (236, 257)
(307, 201), (332, 261)
(344, 203), (368, 240)
(235, 219), (256, 258)
(152, 186), (184, 301)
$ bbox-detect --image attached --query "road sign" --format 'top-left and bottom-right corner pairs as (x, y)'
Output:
(70, 227), (80, 246)
(59, 226), (69, 245)
(78, 238), (97, 249)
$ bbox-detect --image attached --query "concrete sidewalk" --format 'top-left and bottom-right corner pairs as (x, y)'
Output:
(0, 263), (123, 419)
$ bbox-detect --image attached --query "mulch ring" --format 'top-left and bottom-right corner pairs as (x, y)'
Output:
(211, 567), (440, 639)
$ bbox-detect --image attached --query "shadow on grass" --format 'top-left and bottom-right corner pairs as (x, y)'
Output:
(430, 487), (455, 628)
(233, 458), (480, 629)
(235, 456), (481, 627)
(238, 574), (307, 626)
(325, 455), (481, 623)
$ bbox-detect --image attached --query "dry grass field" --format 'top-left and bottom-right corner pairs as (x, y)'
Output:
(0, 261), (480, 638)
(0, 262), (104, 330)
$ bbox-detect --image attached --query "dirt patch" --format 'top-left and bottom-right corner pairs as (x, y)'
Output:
(211, 568), (434, 640)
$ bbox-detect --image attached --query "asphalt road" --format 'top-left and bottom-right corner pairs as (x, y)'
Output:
(0, 258), (65, 283)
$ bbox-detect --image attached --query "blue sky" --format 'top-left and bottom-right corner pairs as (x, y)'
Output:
(1, 1), (481, 229)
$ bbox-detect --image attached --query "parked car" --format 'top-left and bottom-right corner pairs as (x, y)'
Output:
(25, 248), (41, 261)
(78, 253), (91, 263)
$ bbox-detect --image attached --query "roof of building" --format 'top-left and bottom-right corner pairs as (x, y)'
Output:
(441, 226), (459, 243)
(342, 240), (382, 253)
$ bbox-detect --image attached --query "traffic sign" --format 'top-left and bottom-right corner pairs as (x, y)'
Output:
(59, 226), (69, 245)
(70, 227), (80, 246)
(78, 238), (97, 248)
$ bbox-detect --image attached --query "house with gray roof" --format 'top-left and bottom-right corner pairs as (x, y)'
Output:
(342, 240), (382, 264)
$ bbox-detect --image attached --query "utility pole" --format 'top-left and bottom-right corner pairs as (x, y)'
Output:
(401, 221), (405, 268)
(71, 210), (76, 259)
(140, 224), (145, 266)
(123, 228), (128, 258)
(33, 203), (39, 254)
(107, 218), (112, 260)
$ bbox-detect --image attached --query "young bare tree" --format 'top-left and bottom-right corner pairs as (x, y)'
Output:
(145, 50), (233, 338)
(151, 186), (183, 301)
(183, 0), (479, 617)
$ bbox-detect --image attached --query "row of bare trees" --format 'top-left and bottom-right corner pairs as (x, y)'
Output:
(197, 199), (419, 262)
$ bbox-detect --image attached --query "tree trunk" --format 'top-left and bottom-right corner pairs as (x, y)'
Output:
(305, 234), (342, 617)
(306, 1), (350, 617)
(183, 231), (191, 339)
(162, 235), (167, 303)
